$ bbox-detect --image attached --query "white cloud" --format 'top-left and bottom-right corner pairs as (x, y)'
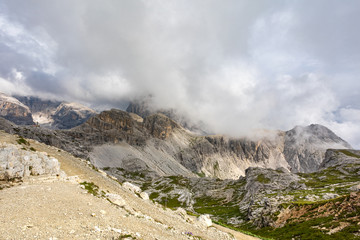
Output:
(0, 0), (360, 148)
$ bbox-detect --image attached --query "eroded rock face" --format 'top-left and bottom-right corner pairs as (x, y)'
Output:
(86, 109), (134, 133)
(0, 143), (60, 181)
(144, 114), (179, 140)
(284, 124), (351, 173)
(78, 109), (147, 146)
(0, 93), (34, 125)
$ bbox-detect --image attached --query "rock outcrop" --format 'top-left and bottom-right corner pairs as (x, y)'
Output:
(144, 113), (179, 140)
(0, 93), (34, 125)
(197, 214), (213, 227)
(0, 143), (61, 181)
(319, 149), (360, 170)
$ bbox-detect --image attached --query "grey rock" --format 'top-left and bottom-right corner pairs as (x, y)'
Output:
(123, 182), (142, 194)
(320, 149), (360, 170)
(140, 192), (149, 200)
(0, 144), (60, 181)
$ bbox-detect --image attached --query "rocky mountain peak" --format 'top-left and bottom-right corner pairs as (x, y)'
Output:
(52, 102), (96, 129)
(286, 124), (351, 148)
(284, 124), (351, 173)
(0, 93), (34, 125)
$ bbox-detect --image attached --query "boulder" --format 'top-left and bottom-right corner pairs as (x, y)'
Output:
(106, 193), (126, 207)
(197, 214), (212, 227)
(123, 182), (141, 194)
(140, 192), (149, 200)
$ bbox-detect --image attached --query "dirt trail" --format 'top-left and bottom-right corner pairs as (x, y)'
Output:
(0, 130), (259, 240)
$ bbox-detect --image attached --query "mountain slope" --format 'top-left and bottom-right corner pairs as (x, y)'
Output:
(0, 93), (34, 125)
(0, 130), (247, 240)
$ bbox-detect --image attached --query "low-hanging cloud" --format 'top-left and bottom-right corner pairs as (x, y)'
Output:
(0, 0), (360, 148)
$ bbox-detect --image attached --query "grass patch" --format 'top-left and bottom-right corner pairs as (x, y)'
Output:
(149, 192), (159, 200)
(298, 166), (360, 189)
(17, 136), (30, 146)
(80, 181), (104, 197)
(160, 196), (182, 209)
(257, 174), (271, 184)
(117, 234), (136, 239)
(338, 149), (360, 158)
(29, 147), (36, 152)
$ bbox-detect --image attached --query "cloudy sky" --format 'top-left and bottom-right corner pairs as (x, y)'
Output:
(1, 0), (360, 147)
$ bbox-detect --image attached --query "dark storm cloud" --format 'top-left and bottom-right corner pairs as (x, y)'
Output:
(0, 0), (360, 147)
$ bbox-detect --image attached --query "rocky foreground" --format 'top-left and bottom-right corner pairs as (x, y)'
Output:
(0, 131), (257, 240)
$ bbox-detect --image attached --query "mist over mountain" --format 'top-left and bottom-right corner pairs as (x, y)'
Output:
(0, 0), (360, 148)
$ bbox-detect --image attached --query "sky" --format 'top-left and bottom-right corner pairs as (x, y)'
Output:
(0, 0), (360, 148)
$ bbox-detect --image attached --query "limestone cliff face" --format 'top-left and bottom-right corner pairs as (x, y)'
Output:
(144, 113), (179, 140)
(88, 109), (134, 133)
(75, 109), (146, 146)
(176, 133), (289, 179)
(0, 93), (34, 125)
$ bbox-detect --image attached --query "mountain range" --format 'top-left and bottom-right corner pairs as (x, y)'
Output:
(0, 93), (96, 129)
(0, 92), (359, 239)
